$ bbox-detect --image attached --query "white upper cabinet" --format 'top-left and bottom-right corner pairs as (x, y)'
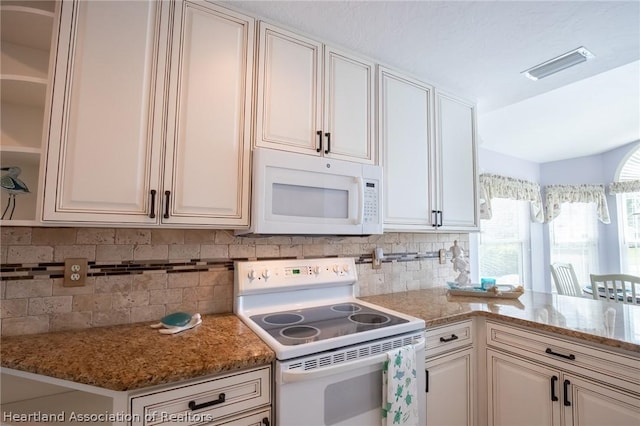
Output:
(434, 91), (479, 230)
(43, 0), (253, 227)
(379, 66), (479, 232)
(379, 67), (434, 229)
(0, 0), (56, 224)
(255, 22), (375, 164)
(162, 1), (253, 226)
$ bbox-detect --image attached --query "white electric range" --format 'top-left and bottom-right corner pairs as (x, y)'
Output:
(234, 257), (426, 426)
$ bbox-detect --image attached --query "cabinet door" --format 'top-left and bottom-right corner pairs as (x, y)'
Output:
(162, 1), (253, 226)
(323, 47), (375, 163)
(379, 67), (435, 230)
(564, 374), (640, 426)
(255, 22), (322, 155)
(426, 347), (474, 426)
(434, 91), (478, 230)
(43, 0), (170, 223)
(487, 349), (561, 426)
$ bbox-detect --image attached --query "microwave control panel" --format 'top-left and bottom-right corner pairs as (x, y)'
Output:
(363, 181), (379, 223)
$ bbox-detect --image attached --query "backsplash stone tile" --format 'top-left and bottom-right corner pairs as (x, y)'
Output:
(0, 227), (469, 336)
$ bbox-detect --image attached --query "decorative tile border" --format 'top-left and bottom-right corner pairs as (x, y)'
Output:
(0, 251), (443, 282)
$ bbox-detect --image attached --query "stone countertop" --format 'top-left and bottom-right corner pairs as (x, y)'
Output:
(0, 313), (275, 392)
(360, 287), (640, 353)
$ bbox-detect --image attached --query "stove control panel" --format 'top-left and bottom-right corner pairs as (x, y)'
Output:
(235, 257), (357, 295)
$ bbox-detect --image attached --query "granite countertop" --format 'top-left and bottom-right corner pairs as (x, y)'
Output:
(0, 313), (275, 392)
(360, 287), (640, 353)
(2, 289), (638, 393)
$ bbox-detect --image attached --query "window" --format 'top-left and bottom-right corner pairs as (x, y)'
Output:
(616, 146), (640, 275)
(549, 202), (599, 284)
(620, 192), (640, 275)
(479, 198), (531, 287)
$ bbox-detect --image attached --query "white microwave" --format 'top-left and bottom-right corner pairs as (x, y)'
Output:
(240, 148), (383, 235)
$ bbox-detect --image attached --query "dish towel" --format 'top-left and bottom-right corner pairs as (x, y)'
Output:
(382, 345), (418, 426)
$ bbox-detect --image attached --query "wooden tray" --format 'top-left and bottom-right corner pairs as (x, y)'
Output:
(447, 283), (525, 299)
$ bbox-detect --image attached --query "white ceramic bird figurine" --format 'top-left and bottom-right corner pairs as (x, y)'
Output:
(1, 166), (30, 220)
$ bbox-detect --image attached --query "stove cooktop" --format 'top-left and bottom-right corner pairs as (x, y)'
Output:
(249, 302), (409, 346)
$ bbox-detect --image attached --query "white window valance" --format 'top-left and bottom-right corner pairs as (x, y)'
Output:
(479, 173), (544, 223)
(544, 184), (610, 224)
(609, 179), (640, 194)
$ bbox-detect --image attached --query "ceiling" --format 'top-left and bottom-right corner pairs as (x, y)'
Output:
(232, 0), (640, 163)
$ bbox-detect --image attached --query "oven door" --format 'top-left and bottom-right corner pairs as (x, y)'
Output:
(275, 340), (425, 426)
(249, 148), (382, 235)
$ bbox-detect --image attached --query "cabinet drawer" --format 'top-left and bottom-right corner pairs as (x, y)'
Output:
(131, 366), (271, 425)
(213, 408), (271, 426)
(486, 321), (640, 392)
(426, 320), (473, 357)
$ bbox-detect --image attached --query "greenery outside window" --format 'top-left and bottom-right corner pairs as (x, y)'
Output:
(549, 202), (599, 284)
(479, 198), (531, 287)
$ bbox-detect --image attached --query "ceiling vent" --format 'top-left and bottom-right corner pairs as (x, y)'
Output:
(522, 47), (595, 80)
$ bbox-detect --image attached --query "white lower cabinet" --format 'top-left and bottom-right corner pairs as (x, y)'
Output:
(425, 320), (475, 426)
(485, 321), (640, 426)
(1, 366), (271, 426)
(130, 366), (271, 426)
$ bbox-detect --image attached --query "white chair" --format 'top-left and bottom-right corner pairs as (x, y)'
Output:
(589, 274), (640, 305)
(550, 263), (583, 297)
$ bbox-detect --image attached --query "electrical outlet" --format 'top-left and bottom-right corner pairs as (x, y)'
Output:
(64, 258), (88, 287)
(439, 249), (447, 264)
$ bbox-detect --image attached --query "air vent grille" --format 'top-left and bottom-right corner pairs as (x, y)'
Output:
(286, 332), (423, 372)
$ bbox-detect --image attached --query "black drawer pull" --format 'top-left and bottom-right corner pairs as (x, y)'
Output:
(188, 393), (225, 411)
(545, 348), (575, 361)
(149, 189), (156, 219)
(262, 418), (270, 426)
(563, 379), (571, 406)
(425, 369), (429, 393)
(439, 334), (459, 343)
(324, 132), (331, 154)
(550, 375), (559, 402)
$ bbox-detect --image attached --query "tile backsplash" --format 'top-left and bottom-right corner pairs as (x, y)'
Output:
(0, 227), (468, 336)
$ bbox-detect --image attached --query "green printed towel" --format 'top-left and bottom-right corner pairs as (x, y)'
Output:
(382, 345), (418, 426)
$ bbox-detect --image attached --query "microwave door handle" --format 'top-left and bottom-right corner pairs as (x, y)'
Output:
(281, 339), (426, 384)
(356, 176), (364, 224)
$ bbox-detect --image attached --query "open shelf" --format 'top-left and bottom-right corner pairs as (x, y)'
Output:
(0, 4), (55, 50)
(0, 1), (55, 225)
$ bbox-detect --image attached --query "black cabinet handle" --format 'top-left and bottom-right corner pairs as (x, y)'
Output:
(563, 379), (571, 406)
(262, 417), (270, 426)
(545, 348), (575, 361)
(432, 210), (438, 227)
(550, 375), (559, 402)
(188, 393), (225, 411)
(149, 190), (156, 219)
(439, 334), (458, 343)
(316, 130), (323, 153)
(324, 132), (331, 154)
(425, 369), (429, 393)
(163, 190), (171, 219)
(437, 210), (443, 227)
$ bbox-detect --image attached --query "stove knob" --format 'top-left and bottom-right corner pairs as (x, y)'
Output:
(262, 269), (271, 280)
(247, 269), (257, 281)
(312, 266), (321, 275)
(332, 264), (340, 274)
(342, 264), (350, 273)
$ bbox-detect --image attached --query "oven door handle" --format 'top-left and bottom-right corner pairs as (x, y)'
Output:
(280, 338), (425, 384)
